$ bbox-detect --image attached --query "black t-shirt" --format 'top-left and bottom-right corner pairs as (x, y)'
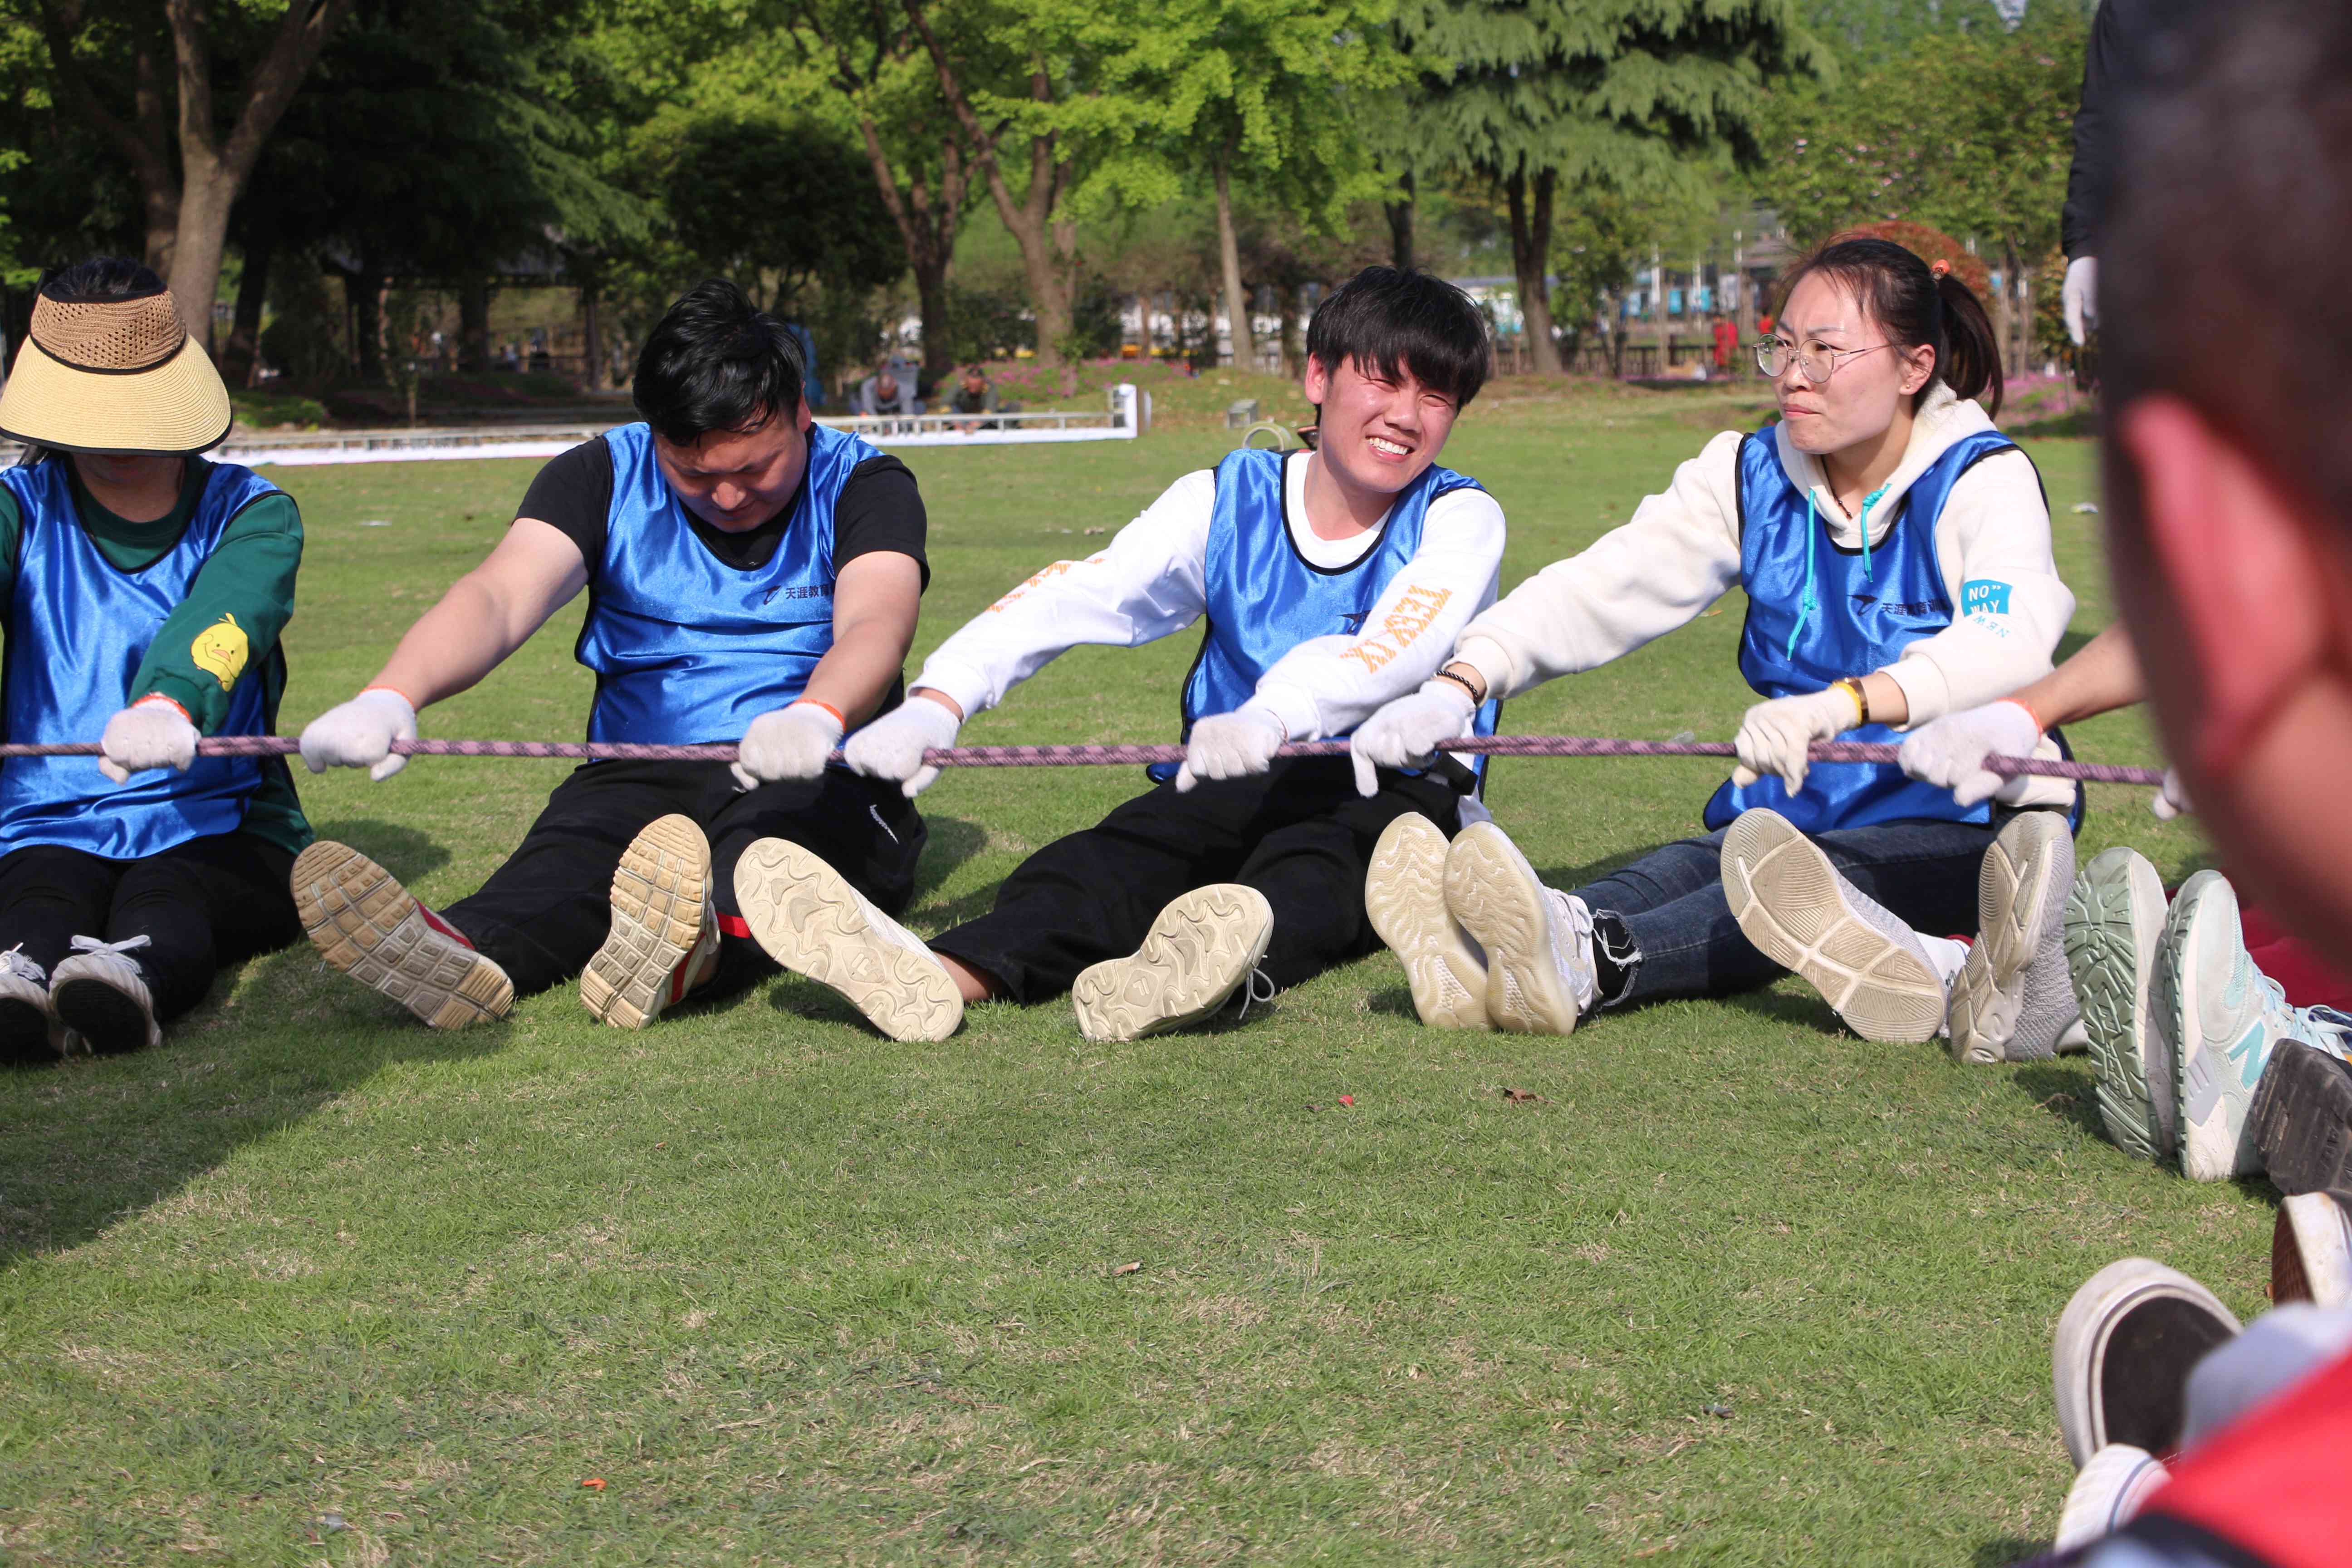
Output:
(516, 436), (930, 586)
(515, 435), (929, 718)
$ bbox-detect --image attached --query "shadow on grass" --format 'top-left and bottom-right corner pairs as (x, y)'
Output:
(909, 815), (987, 904)
(1972, 1538), (2047, 1568)
(1365, 985), (1419, 1021)
(2013, 1060), (2107, 1141)
(1718, 985), (1844, 1036)
(0, 936), (509, 1268)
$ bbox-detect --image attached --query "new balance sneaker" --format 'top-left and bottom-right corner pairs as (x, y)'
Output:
(732, 838), (963, 1042)
(1443, 820), (1593, 1035)
(2054, 1444), (2171, 1551)
(1365, 813), (1488, 1029)
(1949, 810), (2081, 1064)
(1073, 885), (1276, 1043)
(49, 935), (162, 1054)
(2054, 1257), (2242, 1467)
(2067, 848), (2178, 1162)
(1720, 808), (1949, 1043)
(2271, 1190), (2352, 1310)
(2165, 871), (2318, 1181)
(580, 815), (719, 1029)
(292, 841), (514, 1029)
(2250, 1035), (2352, 1196)
(0, 943), (59, 1063)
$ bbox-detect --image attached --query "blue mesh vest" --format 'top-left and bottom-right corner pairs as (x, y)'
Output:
(1145, 448), (1500, 784)
(576, 421), (879, 745)
(1702, 424), (2030, 833)
(0, 458), (284, 858)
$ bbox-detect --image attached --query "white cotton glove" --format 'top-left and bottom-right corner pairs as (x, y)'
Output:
(2152, 766), (2193, 821)
(299, 687), (419, 782)
(842, 694), (961, 798)
(1731, 686), (1862, 794)
(98, 696), (198, 784)
(2062, 255), (2098, 347)
(1349, 680), (1477, 798)
(1897, 698), (2042, 808)
(733, 700), (844, 790)
(1174, 703), (1288, 794)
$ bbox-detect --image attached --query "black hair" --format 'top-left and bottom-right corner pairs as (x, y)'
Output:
(2102, 0), (2352, 528)
(1304, 266), (1490, 411)
(39, 255), (167, 303)
(631, 279), (806, 445)
(1776, 236), (2003, 420)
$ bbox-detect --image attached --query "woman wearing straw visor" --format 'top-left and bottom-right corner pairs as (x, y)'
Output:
(0, 258), (309, 1060)
(1353, 237), (2085, 1060)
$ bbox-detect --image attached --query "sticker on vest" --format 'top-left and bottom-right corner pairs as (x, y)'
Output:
(191, 612), (250, 691)
(1960, 579), (2013, 617)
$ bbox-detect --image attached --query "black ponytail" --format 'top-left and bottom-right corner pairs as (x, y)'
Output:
(1779, 237), (2004, 421)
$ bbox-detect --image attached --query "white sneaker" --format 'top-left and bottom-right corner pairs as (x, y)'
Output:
(1072, 885), (1276, 1043)
(1443, 821), (1592, 1034)
(1950, 810), (2081, 1064)
(732, 838), (963, 1042)
(581, 814), (720, 1029)
(2165, 871), (2308, 1181)
(2055, 1444), (2171, 1551)
(2067, 847), (2177, 1162)
(2274, 1191), (2352, 1310)
(2054, 1257), (2242, 1467)
(49, 935), (162, 1054)
(1365, 813), (1488, 1029)
(1720, 808), (1948, 1043)
(293, 841), (515, 1029)
(0, 944), (60, 1061)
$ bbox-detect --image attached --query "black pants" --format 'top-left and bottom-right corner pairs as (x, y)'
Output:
(931, 756), (1464, 1002)
(441, 760), (926, 999)
(0, 832), (301, 1022)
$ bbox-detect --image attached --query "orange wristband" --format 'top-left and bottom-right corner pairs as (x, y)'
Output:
(131, 694), (193, 722)
(361, 684), (420, 712)
(1999, 696), (2045, 735)
(791, 698), (846, 728)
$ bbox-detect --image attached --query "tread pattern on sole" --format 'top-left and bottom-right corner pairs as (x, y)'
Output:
(50, 977), (155, 1054)
(1949, 813), (2073, 1064)
(292, 841), (514, 1029)
(1720, 812), (1943, 1044)
(2168, 873), (2264, 1181)
(580, 814), (710, 1029)
(2067, 849), (2169, 1161)
(732, 839), (963, 1043)
(1072, 885), (1274, 1042)
(1445, 823), (1578, 1036)
(1365, 814), (1488, 1030)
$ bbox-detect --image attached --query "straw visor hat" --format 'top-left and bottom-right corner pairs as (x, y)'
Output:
(0, 280), (232, 454)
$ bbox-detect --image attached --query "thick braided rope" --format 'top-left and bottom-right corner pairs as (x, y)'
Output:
(0, 733), (2167, 785)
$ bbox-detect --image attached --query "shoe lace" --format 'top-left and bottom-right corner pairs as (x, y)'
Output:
(0, 942), (46, 985)
(69, 934), (151, 973)
(1544, 888), (1597, 1011)
(1232, 969), (1278, 1024)
(2296, 1003), (2352, 1060)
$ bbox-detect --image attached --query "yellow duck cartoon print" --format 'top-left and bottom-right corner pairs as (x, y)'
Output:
(191, 613), (250, 692)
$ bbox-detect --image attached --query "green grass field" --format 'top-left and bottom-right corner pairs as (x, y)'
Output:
(0, 385), (2254, 1565)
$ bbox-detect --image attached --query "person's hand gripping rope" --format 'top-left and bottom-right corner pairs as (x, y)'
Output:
(1731, 686), (1863, 793)
(299, 687), (420, 781)
(1174, 705), (1287, 793)
(1349, 680), (1476, 797)
(98, 696), (198, 783)
(843, 693), (962, 798)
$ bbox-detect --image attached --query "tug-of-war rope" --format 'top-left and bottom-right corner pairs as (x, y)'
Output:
(0, 733), (2167, 786)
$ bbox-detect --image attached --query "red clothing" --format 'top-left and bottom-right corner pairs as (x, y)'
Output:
(2137, 1344), (2352, 1567)
(1712, 319), (1738, 370)
(2240, 901), (2352, 1011)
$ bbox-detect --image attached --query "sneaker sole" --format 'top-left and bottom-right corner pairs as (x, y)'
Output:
(580, 814), (710, 1029)
(1445, 822), (1578, 1035)
(2272, 1191), (2352, 1310)
(292, 842), (514, 1029)
(2068, 848), (2173, 1161)
(2170, 872), (2262, 1181)
(1950, 811), (2073, 1065)
(1072, 885), (1274, 1043)
(0, 994), (57, 1064)
(50, 977), (159, 1054)
(1365, 813), (1488, 1030)
(2055, 1445), (2170, 1552)
(1721, 810), (1944, 1044)
(2251, 1039), (2352, 1196)
(732, 839), (963, 1043)
(2053, 1257), (2243, 1468)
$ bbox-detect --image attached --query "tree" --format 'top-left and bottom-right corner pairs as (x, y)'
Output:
(1412, 0), (1817, 374)
(15, 0), (355, 345)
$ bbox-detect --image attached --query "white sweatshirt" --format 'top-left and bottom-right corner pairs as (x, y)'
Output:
(1452, 383), (2075, 723)
(913, 451), (1508, 741)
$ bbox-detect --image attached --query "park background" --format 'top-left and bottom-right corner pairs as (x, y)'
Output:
(0, 1), (2240, 1564)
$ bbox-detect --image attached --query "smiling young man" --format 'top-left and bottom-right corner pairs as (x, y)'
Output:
(722, 267), (1504, 1044)
(292, 280), (930, 1030)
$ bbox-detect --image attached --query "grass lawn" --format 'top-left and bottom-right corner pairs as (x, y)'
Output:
(0, 385), (2252, 1566)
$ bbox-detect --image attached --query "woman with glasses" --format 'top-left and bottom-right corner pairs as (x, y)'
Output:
(1348, 237), (2084, 1059)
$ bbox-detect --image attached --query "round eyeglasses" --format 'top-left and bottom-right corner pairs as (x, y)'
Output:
(1753, 337), (1894, 383)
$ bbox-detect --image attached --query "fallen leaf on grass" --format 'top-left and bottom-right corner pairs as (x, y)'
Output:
(580, 1478), (607, 1491)
(1111, 1260), (1142, 1276)
(1337, 1094), (1354, 1107)
(1304, 1102), (1321, 1112)
(1499, 1087), (1548, 1103)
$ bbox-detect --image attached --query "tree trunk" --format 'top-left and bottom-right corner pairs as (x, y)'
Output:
(1504, 166), (1562, 376)
(1385, 171), (1415, 272)
(579, 281), (602, 391)
(351, 267), (385, 383)
(459, 279), (491, 373)
(1213, 154), (1253, 370)
(219, 235), (270, 387)
(1278, 284), (1301, 377)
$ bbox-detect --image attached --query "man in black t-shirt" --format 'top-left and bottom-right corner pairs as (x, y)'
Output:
(290, 281), (931, 1032)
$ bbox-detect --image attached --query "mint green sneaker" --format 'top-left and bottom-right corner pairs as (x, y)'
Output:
(2066, 848), (2176, 1163)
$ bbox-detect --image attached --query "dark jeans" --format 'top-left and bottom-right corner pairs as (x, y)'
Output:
(442, 760), (926, 998)
(932, 756), (1463, 1002)
(1570, 813), (2026, 1008)
(0, 831), (301, 1022)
